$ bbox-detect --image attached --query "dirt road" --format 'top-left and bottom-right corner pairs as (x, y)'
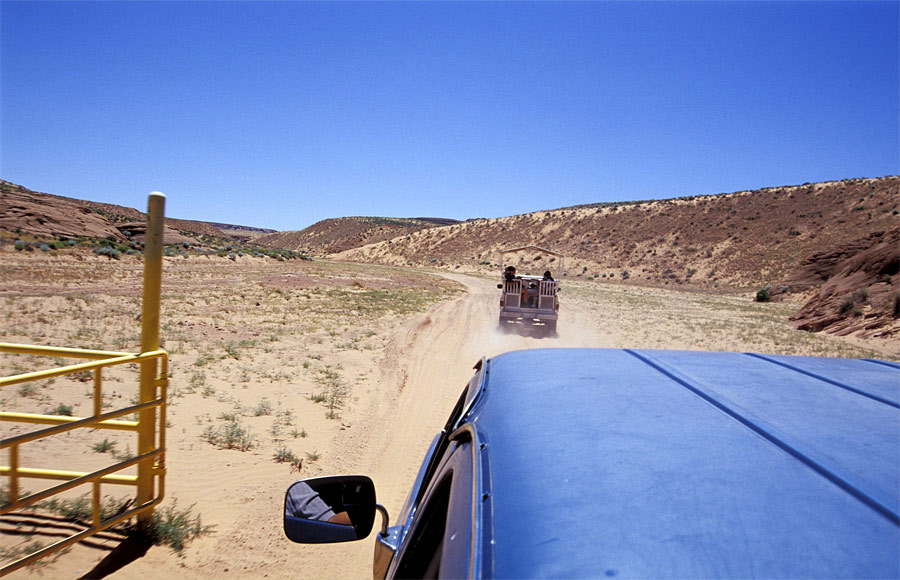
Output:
(300, 273), (610, 579)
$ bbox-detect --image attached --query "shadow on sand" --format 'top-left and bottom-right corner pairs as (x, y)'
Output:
(79, 531), (154, 579)
(1, 512), (154, 578)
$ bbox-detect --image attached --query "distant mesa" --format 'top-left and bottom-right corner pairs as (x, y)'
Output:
(254, 216), (461, 256)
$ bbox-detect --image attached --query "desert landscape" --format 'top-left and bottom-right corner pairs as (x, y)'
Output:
(1, 177), (898, 579)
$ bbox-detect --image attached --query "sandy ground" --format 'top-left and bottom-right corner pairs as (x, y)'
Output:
(2, 255), (896, 580)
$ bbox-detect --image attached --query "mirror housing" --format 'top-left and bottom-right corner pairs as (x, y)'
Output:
(497, 283), (503, 289)
(283, 475), (376, 543)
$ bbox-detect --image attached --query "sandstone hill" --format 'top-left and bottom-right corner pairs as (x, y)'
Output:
(2, 176), (897, 338)
(337, 177), (897, 286)
(0, 180), (268, 244)
(334, 176), (898, 338)
(255, 216), (458, 255)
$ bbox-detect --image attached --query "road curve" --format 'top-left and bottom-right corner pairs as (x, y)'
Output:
(317, 272), (608, 579)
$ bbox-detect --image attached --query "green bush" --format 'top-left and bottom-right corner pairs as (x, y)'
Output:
(755, 286), (771, 303)
(94, 246), (121, 260)
(51, 403), (74, 416)
(92, 438), (117, 453)
(201, 418), (256, 451)
(253, 399), (273, 416)
(146, 500), (215, 552)
(273, 445), (299, 464)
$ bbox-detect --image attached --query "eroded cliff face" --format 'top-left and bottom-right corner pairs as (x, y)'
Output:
(788, 226), (899, 338)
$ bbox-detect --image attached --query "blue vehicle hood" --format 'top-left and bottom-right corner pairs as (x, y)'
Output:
(471, 349), (899, 579)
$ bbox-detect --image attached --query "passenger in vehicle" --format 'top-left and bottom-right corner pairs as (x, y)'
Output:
(504, 266), (520, 299)
(543, 270), (554, 282)
(524, 279), (539, 307)
(285, 481), (351, 525)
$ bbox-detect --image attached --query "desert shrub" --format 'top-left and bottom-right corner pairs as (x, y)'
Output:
(111, 445), (135, 462)
(39, 495), (92, 521)
(252, 399), (273, 416)
(14, 239), (25, 251)
(838, 297), (855, 314)
(273, 445), (299, 464)
(38, 494), (138, 527)
(50, 403), (74, 416)
(755, 286), (771, 303)
(202, 418), (256, 451)
(94, 246), (121, 260)
(146, 500), (215, 552)
(92, 438), (117, 453)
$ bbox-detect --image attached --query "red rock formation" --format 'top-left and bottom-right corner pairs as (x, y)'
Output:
(789, 226), (899, 337)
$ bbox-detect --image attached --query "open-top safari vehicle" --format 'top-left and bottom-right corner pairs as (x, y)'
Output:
(497, 246), (563, 336)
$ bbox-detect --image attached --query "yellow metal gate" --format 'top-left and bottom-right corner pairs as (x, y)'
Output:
(1, 193), (168, 576)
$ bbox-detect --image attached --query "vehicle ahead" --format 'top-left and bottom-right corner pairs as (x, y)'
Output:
(496, 246), (563, 337)
(497, 273), (559, 336)
(283, 349), (900, 579)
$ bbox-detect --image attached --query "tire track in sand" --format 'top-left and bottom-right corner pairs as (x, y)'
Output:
(296, 273), (607, 579)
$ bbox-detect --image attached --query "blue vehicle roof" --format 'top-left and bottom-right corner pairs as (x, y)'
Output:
(467, 349), (900, 579)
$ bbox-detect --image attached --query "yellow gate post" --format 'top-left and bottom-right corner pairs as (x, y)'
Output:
(137, 192), (165, 531)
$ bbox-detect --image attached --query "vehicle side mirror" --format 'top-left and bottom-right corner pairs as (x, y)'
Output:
(497, 284), (503, 289)
(283, 475), (376, 543)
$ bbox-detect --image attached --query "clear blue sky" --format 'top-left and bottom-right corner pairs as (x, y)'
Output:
(2, 1), (897, 231)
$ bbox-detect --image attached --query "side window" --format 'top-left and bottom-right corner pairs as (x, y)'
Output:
(394, 373), (480, 533)
(394, 439), (474, 580)
(409, 386), (470, 510)
(442, 384), (470, 433)
(394, 475), (453, 579)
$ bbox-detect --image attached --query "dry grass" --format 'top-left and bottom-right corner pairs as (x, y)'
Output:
(562, 279), (897, 360)
(0, 251), (462, 571)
